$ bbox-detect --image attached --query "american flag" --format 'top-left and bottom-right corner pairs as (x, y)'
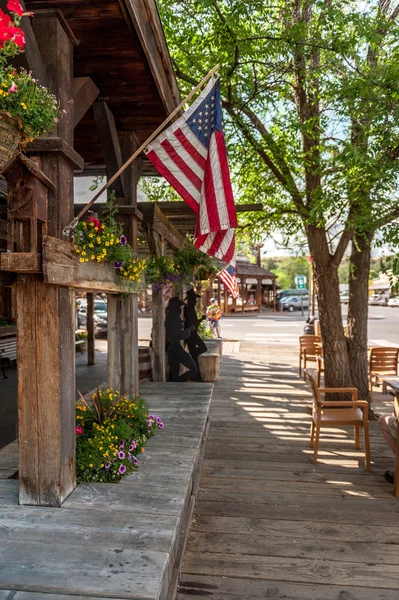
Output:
(145, 77), (237, 265)
(218, 265), (239, 299)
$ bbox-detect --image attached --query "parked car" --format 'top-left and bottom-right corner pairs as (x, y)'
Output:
(368, 293), (390, 306)
(77, 298), (108, 331)
(340, 291), (349, 303)
(388, 296), (399, 307)
(281, 295), (309, 312)
(277, 288), (308, 302)
(94, 311), (107, 337)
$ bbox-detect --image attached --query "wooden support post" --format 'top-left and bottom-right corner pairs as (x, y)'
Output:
(16, 12), (78, 506)
(106, 133), (142, 392)
(273, 279), (277, 312)
(256, 278), (262, 313)
(151, 285), (166, 382)
(241, 279), (245, 314)
(87, 293), (95, 366)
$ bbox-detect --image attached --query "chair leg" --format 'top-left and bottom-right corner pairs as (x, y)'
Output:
(303, 356), (307, 381)
(312, 422), (321, 464)
(363, 421), (371, 472)
(310, 419), (315, 448)
(299, 354), (302, 378)
(369, 373), (374, 402)
(354, 425), (360, 450)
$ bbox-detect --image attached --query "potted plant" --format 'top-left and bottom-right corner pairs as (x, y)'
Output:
(75, 330), (88, 353)
(72, 195), (146, 289)
(174, 243), (218, 284)
(144, 254), (181, 290)
(0, 1), (64, 173)
(76, 386), (164, 483)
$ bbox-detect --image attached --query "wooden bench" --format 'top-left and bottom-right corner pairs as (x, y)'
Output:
(0, 334), (17, 379)
(243, 305), (259, 312)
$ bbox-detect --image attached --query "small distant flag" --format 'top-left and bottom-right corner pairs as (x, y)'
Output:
(145, 77), (237, 266)
(218, 265), (239, 299)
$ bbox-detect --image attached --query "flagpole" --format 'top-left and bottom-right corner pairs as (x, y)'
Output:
(63, 64), (220, 236)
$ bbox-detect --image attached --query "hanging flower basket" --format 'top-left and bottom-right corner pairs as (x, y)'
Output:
(0, 111), (24, 173)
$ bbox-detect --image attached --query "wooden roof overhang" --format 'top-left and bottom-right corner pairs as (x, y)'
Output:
(24, 0), (180, 175)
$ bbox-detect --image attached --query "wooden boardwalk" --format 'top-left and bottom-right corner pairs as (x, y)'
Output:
(177, 342), (399, 600)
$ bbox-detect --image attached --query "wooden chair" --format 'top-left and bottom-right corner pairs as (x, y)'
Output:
(299, 335), (321, 381)
(369, 347), (399, 400)
(305, 369), (371, 470)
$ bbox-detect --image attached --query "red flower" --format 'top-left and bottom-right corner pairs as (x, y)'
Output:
(0, 9), (12, 27)
(88, 216), (104, 232)
(7, 0), (24, 17)
(0, 25), (13, 46)
(10, 26), (25, 49)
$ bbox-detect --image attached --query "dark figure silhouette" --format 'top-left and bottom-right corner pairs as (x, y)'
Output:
(184, 289), (207, 371)
(165, 296), (197, 382)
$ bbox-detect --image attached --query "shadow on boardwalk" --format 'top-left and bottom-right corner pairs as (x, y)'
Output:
(177, 342), (399, 600)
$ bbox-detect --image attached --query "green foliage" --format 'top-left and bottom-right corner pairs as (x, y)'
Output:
(272, 256), (310, 290)
(159, 0), (399, 250)
(145, 255), (180, 288)
(75, 330), (87, 341)
(198, 318), (214, 339)
(0, 68), (63, 137)
(140, 177), (181, 203)
(174, 243), (218, 284)
(76, 387), (164, 483)
(0, 316), (15, 327)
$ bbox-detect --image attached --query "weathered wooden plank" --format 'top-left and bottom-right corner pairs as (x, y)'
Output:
(93, 101), (127, 197)
(182, 552), (399, 589)
(177, 574), (399, 600)
(186, 530), (399, 565)
(43, 235), (132, 294)
(191, 514), (399, 544)
(0, 252), (42, 273)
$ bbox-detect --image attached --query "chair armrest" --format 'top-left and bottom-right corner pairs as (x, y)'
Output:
(318, 400), (368, 408)
(318, 387), (358, 400)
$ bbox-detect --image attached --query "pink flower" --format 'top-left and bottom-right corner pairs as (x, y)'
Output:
(53, 117), (59, 123)
(62, 109), (67, 114)
(9, 81), (17, 93)
(7, 0), (24, 17)
(75, 426), (83, 435)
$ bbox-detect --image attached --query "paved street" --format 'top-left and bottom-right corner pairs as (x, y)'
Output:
(139, 305), (399, 346)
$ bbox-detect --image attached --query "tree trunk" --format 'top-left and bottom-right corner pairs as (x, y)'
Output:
(307, 226), (353, 389)
(346, 234), (372, 403)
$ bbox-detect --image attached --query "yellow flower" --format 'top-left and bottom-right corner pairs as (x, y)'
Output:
(76, 249), (80, 253)
(95, 227), (99, 231)
(105, 242), (109, 246)
(89, 463), (93, 468)
(79, 258), (84, 263)
(90, 222), (94, 227)
(97, 238), (101, 243)
(91, 255), (95, 260)
(81, 251), (86, 256)
(20, 102), (27, 110)
(89, 233), (94, 238)
(83, 222), (87, 228)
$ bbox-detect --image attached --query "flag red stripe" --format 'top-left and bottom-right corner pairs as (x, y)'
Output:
(174, 129), (207, 170)
(147, 150), (199, 214)
(215, 131), (237, 228)
(203, 145), (221, 232)
(161, 139), (202, 191)
(221, 237), (235, 264)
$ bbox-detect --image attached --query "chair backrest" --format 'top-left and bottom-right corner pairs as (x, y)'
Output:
(305, 370), (321, 405)
(299, 335), (321, 358)
(369, 347), (399, 376)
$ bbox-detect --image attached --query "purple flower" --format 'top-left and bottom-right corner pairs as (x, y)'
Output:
(133, 457), (139, 466)
(129, 441), (137, 451)
(127, 452), (132, 461)
(119, 441), (125, 449)
(156, 416), (161, 425)
(148, 414), (155, 419)
(119, 464), (126, 475)
(104, 461), (111, 470)
(158, 422), (165, 429)
(120, 235), (127, 246)
(114, 261), (123, 269)
(117, 451), (125, 459)
(147, 419), (153, 427)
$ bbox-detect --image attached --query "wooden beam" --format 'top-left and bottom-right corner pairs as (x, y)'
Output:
(121, 0), (180, 116)
(73, 77), (99, 128)
(93, 102), (127, 197)
(43, 235), (132, 294)
(141, 203), (185, 249)
(26, 138), (84, 171)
